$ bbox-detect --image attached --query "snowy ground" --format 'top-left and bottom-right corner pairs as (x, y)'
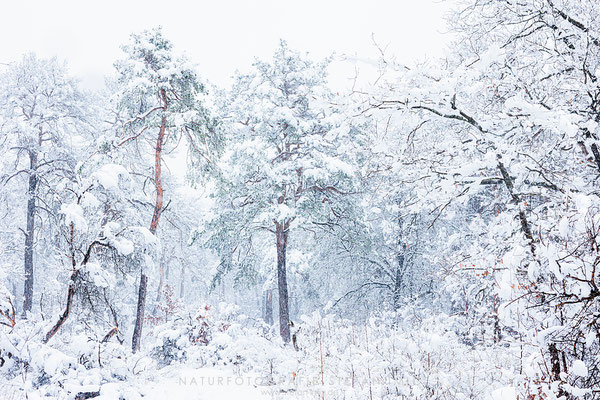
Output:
(84, 366), (325, 400)
(0, 309), (530, 399)
(137, 367), (269, 400)
(129, 366), (352, 400)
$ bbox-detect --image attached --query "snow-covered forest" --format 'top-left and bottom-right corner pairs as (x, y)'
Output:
(1, 1), (600, 399)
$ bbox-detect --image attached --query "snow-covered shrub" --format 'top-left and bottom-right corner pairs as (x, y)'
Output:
(0, 297), (570, 400)
(0, 317), (134, 399)
(281, 310), (519, 400)
(144, 302), (527, 399)
(147, 302), (259, 367)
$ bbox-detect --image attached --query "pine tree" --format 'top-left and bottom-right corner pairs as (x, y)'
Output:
(210, 42), (361, 342)
(113, 27), (213, 352)
(0, 54), (88, 316)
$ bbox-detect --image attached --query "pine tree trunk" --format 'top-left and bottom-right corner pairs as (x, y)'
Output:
(149, 116), (166, 235)
(131, 273), (147, 352)
(276, 221), (291, 343)
(264, 289), (273, 325)
(132, 104), (166, 353)
(23, 149), (38, 316)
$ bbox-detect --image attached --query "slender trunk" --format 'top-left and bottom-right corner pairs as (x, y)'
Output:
(393, 209), (406, 312)
(23, 149), (38, 316)
(44, 270), (78, 344)
(179, 263), (185, 298)
(590, 142), (600, 172)
(548, 343), (567, 397)
(264, 289), (273, 325)
(131, 273), (147, 352)
(393, 252), (404, 311)
(155, 260), (171, 306)
(276, 221), (290, 343)
(132, 101), (166, 353)
(155, 262), (165, 304)
(149, 109), (166, 235)
(493, 295), (502, 343)
(497, 160), (536, 259)
(292, 294), (299, 322)
(43, 215), (90, 342)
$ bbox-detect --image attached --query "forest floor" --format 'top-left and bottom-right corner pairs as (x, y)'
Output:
(0, 308), (522, 399)
(141, 367), (270, 400)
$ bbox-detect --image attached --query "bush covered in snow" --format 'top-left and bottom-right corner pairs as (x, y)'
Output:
(2, 297), (597, 399)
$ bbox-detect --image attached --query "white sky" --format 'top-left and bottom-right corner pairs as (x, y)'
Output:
(1, 0), (453, 91)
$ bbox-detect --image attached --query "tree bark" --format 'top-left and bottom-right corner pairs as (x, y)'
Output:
(149, 112), (166, 235)
(23, 149), (38, 316)
(131, 273), (147, 352)
(264, 289), (273, 325)
(548, 343), (567, 396)
(276, 221), (291, 343)
(393, 210), (406, 311)
(43, 236), (106, 343)
(132, 100), (167, 353)
(497, 160), (537, 259)
(393, 252), (405, 311)
(44, 270), (78, 344)
(155, 262), (165, 305)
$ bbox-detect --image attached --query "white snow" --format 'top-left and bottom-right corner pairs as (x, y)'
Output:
(60, 203), (88, 232)
(489, 386), (516, 400)
(571, 360), (588, 377)
(92, 164), (129, 192)
(141, 367), (269, 400)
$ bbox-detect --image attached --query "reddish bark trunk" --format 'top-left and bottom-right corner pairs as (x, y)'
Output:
(149, 115), (166, 235)
(132, 92), (167, 353)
